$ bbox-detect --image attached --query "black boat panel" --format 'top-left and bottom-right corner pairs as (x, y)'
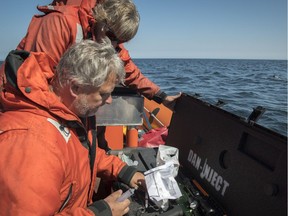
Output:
(166, 93), (287, 216)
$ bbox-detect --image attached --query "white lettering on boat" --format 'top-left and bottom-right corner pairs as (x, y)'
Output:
(187, 149), (201, 170)
(187, 149), (230, 196)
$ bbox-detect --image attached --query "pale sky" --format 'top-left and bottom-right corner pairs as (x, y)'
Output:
(0, 0), (287, 60)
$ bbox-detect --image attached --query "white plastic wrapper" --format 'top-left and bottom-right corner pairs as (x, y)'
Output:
(144, 161), (182, 211)
(156, 145), (179, 177)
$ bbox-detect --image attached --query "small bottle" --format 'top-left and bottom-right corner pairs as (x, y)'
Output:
(126, 126), (138, 147)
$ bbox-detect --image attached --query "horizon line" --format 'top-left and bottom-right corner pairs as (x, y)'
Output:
(0, 57), (287, 62)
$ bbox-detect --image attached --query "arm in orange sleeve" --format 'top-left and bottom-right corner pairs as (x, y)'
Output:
(95, 146), (138, 185)
(17, 12), (73, 66)
(118, 44), (161, 99)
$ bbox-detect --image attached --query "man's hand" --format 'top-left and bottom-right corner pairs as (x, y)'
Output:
(129, 172), (146, 190)
(104, 190), (130, 216)
(162, 92), (182, 110)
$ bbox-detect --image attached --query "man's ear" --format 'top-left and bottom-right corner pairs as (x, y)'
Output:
(70, 80), (80, 97)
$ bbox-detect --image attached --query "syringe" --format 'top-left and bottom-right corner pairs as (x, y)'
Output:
(117, 188), (135, 202)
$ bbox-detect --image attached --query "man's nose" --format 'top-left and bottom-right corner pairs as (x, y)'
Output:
(105, 95), (113, 104)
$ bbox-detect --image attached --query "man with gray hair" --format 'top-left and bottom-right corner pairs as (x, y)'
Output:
(0, 39), (145, 215)
(0, 0), (180, 150)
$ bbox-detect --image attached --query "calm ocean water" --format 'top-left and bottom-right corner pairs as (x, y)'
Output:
(1, 59), (287, 136)
(133, 59), (287, 136)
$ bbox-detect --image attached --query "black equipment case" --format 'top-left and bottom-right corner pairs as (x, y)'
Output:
(119, 93), (287, 216)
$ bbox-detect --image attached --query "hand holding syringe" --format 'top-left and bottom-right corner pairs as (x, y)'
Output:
(117, 188), (136, 202)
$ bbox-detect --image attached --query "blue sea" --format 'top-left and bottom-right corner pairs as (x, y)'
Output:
(133, 59), (287, 136)
(1, 59), (287, 136)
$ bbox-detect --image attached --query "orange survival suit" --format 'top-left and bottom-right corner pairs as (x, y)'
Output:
(0, 50), (137, 215)
(14, 0), (162, 99)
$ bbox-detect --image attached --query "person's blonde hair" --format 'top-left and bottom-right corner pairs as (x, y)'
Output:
(93, 0), (140, 43)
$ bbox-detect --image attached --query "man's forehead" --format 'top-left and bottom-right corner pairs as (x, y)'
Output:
(99, 72), (117, 91)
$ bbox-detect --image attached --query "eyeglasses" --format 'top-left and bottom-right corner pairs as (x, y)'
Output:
(104, 24), (125, 44)
(93, 21), (125, 44)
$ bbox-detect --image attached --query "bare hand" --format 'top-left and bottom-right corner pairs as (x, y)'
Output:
(104, 190), (131, 216)
(129, 172), (146, 190)
(162, 92), (182, 110)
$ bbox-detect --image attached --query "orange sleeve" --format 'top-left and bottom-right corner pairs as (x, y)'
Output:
(95, 146), (127, 179)
(118, 44), (161, 99)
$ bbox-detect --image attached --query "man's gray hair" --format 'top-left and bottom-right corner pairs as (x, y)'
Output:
(93, 0), (140, 43)
(56, 39), (125, 87)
